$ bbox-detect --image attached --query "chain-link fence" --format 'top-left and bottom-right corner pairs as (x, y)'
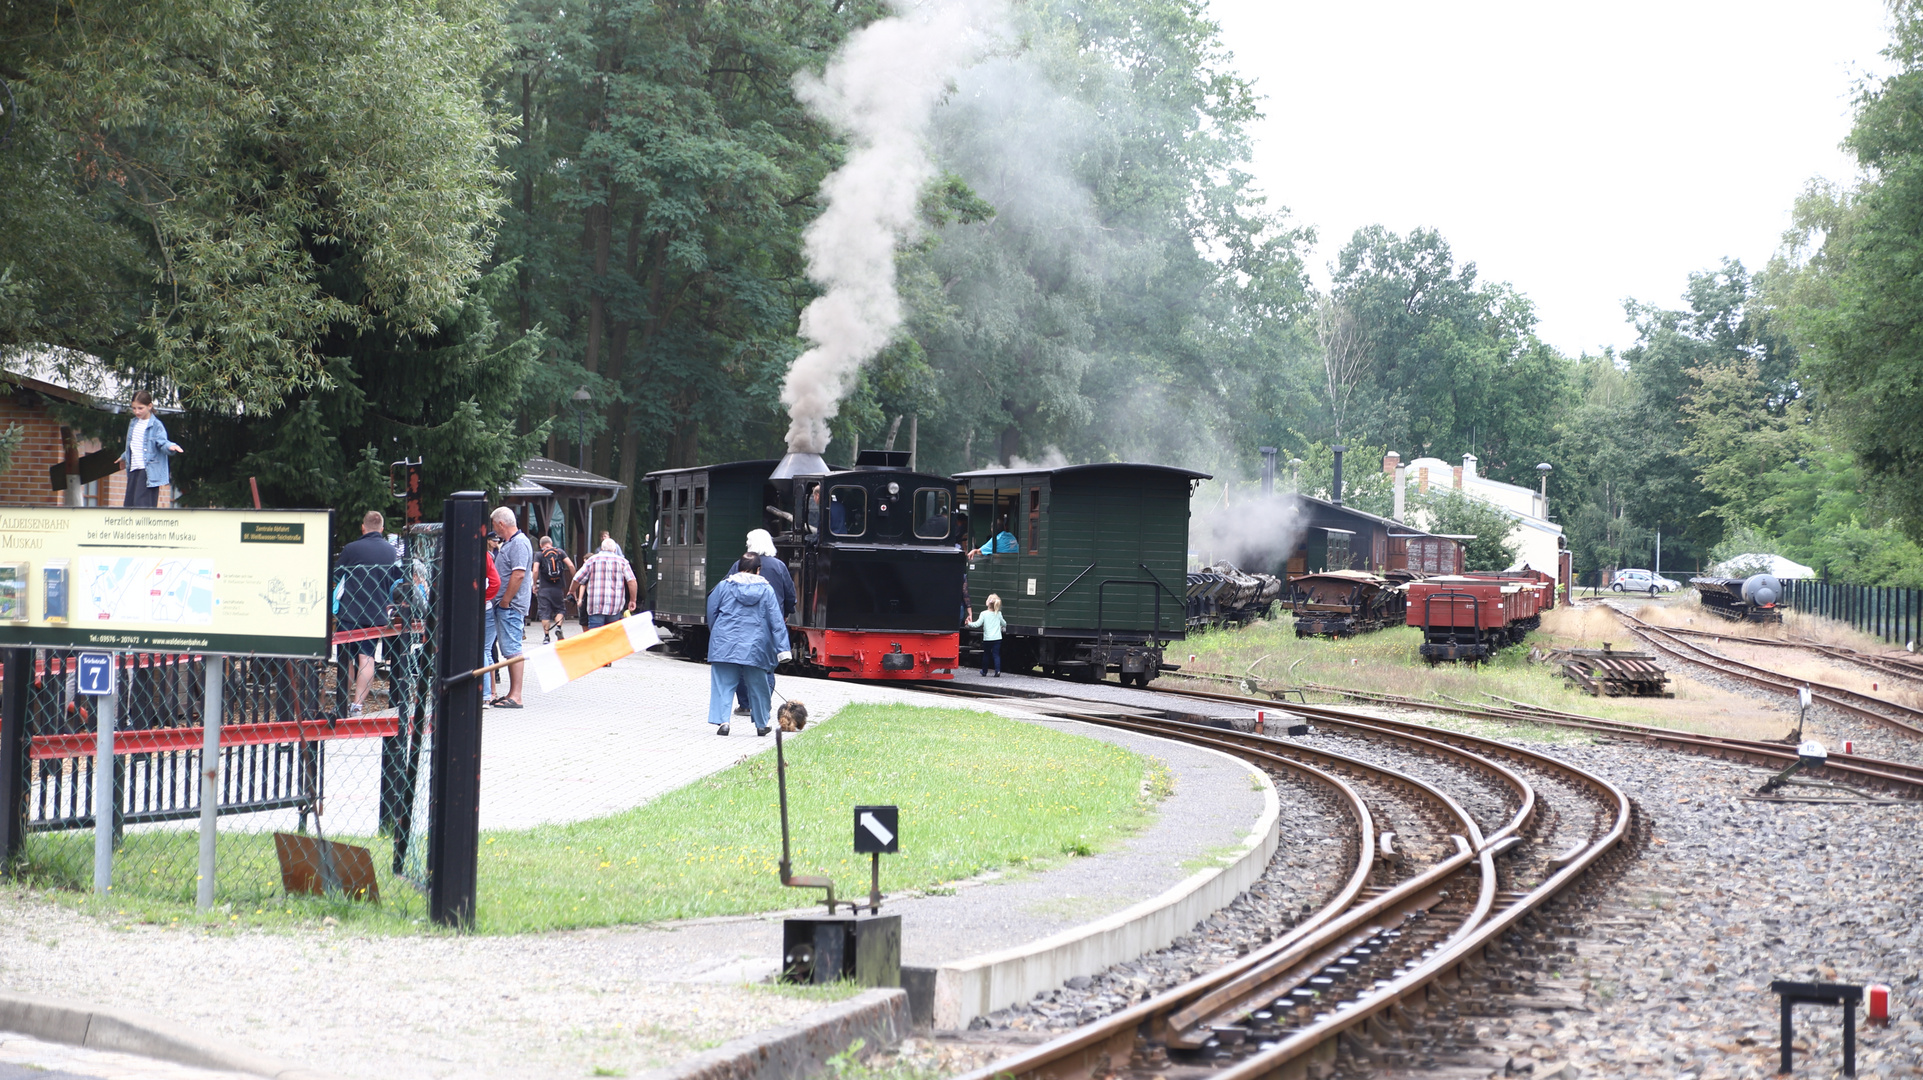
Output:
(1, 526), (443, 921)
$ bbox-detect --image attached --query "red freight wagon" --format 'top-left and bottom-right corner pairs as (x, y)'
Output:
(1406, 577), (1541, 662)
(1462, 567), (1559, 611)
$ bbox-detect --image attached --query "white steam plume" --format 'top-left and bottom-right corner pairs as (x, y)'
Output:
(780, 0), (1006, 454)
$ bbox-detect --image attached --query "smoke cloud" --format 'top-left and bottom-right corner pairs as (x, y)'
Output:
(780, 0), (1008, 454)
(1195, 489), (1309, 574)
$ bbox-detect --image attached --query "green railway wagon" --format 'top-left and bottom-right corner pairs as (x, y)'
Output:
(645, 459), (779, 649)
(955, 463), (1210, 685)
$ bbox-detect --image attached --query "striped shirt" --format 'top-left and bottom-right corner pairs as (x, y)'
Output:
(571, 551), (636, 615)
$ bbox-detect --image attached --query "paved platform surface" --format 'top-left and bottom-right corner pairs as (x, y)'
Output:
(0, 1034), (257, 1080)
(1, 639), (1275, 1080)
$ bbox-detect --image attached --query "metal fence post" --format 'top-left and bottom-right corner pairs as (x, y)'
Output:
(196, 656), (225, 911)
(0, 649), (28, 873)
(429, 492), (487, 929)
(93, 688), (116, 894)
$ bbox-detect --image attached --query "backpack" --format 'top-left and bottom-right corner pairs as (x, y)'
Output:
(540, 548), (566, 584)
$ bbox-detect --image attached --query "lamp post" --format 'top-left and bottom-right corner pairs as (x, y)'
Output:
(572, 386), (592, 471)
(1536, 462), (1553, 519)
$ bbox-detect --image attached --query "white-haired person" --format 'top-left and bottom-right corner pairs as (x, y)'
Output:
(571, 537), (637, 631)
(706, 551), (789, 736)
(725, 529), (795, 716)
(488, 507), (535, 708)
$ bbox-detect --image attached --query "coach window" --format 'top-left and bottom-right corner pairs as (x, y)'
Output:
(676, 486), (689, 545)
(913, 488), (952, 539)
(692, 485), (707, 545)
(1026, 487), (1042, 554)
(655, 494), (670, 547)
(828, 485), (867, 536)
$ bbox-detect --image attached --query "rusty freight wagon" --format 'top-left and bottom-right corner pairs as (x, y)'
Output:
(1287, 570), (1406, 638)
(1406, 576), (1544, 662)
(955, 463), (1209, 685)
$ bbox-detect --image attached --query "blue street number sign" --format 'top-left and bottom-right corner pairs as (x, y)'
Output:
(76, 653), (114, 697)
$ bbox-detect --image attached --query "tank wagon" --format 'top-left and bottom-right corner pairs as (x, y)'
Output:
(1406, 575), (1547, 662)
(646, 451), (965, 679)
(955, 463), (1209, 685)
(1690, 574), (1784, 623)
(1287, 571), (1407, 638)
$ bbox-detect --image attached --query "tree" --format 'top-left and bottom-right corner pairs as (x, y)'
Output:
(1416, 490), (1519, 572)
(0, 0), (509, 411)
(173, 267), (542, 542)
(494, 0), (886, 544)
(1769, 1), (1923, 537)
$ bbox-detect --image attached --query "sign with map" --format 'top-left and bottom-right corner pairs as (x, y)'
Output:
(0, 508), (334, 656)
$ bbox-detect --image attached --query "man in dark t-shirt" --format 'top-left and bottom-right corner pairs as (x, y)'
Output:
(337, 510), (400, 716)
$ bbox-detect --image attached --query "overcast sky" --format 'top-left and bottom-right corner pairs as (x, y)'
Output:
(1207, 0), (1893, 357)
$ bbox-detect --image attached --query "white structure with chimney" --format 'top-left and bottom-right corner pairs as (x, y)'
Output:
(1391, 452), (1565, 575)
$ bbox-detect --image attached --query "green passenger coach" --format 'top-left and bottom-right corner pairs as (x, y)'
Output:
(645, 459), (779, 650)
(955, 463), (1210, 685)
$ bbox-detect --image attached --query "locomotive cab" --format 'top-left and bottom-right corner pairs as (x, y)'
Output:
(763, 450), (964, 679)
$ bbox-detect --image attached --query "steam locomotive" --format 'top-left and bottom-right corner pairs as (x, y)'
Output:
(645, 450), (965, 679)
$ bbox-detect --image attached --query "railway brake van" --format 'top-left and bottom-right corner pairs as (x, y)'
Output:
(956, 463), (1210, 685)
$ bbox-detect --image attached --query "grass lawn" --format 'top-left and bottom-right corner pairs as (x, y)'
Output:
(1169, 602), (1798, 740)
(15, 704), (1158, 936)
(474, 703), (1158, 933)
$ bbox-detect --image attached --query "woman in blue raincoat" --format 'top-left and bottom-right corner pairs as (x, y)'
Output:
(706, 552), (790, 736)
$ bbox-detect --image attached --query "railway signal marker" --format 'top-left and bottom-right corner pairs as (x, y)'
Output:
(855, 805), (899, 853)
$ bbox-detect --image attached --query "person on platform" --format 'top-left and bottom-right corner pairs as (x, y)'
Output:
(966, 593), (1007, 677)
(706, 552), (789, 737)
(488, 507), (534, 708)
(336, 511), (400, 715)
(535, 536), (575, 643)
(482, 533), (501, 701)
(114, 390), (182, 508)
(726, 529), (794, 717)
(571, 537), (637, 631)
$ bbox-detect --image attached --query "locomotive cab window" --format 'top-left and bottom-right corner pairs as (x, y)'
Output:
(828, 485), (867, 536)
(914, 488), (953, 539)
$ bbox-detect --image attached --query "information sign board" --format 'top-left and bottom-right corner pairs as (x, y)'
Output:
(0, 507), (334, 657)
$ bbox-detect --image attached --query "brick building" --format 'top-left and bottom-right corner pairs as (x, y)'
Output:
(1, 361), (171, 509)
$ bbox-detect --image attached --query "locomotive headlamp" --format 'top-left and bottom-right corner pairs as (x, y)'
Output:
(887, 481), (900, 496)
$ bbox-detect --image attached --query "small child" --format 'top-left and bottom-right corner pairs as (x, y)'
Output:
(966, 594), (1007, 677)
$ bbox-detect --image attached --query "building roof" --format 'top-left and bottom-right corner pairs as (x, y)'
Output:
(2, 348), (182, 414)
(955, 462), (1213, 482)
(518, 456), (625, 491)
(644, 459), (780, 481)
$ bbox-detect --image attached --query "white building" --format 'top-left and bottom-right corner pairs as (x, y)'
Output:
(1390, 452), (1565, 576)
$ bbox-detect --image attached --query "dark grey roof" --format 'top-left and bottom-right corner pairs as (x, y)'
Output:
(955, 462), (1212, 482)
(644, 458), (781, 480)
(518, 456), (624, 490)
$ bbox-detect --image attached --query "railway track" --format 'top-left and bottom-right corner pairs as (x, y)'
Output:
(1271, 682), (1923, 800)
(923, 681), (1632, 1080)
(1654, 623), (1923, 688)
(1611, 607), (1923, 739)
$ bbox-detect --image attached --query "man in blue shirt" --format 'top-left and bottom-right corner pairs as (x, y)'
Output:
(971, 515), (1019, 558)
(489, 506), (535, 707)
(336, 510), (399, 716)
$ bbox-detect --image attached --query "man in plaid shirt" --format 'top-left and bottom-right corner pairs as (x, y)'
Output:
(570, 537), (638, 630)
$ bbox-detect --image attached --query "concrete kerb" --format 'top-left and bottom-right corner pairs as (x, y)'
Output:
(638, 987), (910, 1080)
(926, 740), (1282, 1029)
(0, 992), (343, 1080)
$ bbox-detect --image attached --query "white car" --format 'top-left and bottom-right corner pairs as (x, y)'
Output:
(1612, 568), (1679, 594)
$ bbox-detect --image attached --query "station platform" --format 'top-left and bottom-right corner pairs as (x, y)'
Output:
(0, 644), (1282, 1079)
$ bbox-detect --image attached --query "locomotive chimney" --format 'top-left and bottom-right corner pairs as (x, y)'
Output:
(770, 451), (830, 481)
(1330, 444), (1345, 507)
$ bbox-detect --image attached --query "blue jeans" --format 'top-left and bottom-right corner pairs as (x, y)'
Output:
(709, 663), (769, 730)
(981, 640), (1001, 676)
(481, 603), (498, 698)
(488, 605), (526, 697)
(585, 612), (615, 630)
(736, 670), (775, 710)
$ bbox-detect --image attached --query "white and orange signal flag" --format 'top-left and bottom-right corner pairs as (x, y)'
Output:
(525, 612), (661, 691)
